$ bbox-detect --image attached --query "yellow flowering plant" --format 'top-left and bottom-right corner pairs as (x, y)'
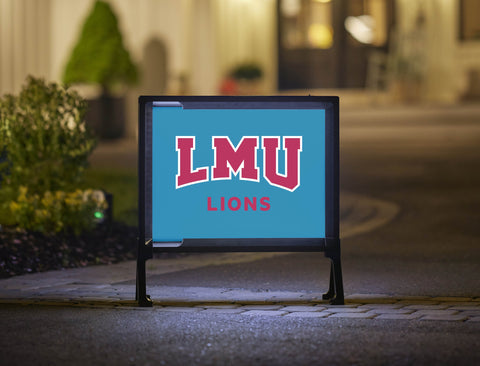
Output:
(10, 187), (107, 235)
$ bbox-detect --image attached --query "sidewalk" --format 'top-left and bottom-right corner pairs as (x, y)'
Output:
(1, 268), (479, 322)
(1, 189), (479, 322)
(0, 190), (394, 293)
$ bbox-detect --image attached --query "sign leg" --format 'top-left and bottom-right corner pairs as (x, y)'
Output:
(324, 238), (345, 305)
(136, 257), (153, 307)
(322, 263), (335, 300)
(330, 256), (344, 305)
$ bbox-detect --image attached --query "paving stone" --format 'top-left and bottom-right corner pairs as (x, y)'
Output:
(458, 311), (480, 317)
(395, 300), (439, 306)
(357, 304), (404, 310)
(350, 298), (397, 304)
(393, 296), (431, 301)
(447, 305), (480, 311)
(285, 311), (331, 318)
(324, 304), (359, 309)
(194, 304), (240, 309)
(431, 297), (473, 302)
(202, 308), (246, 314)
(441, 302), (478, 307)
(156, 307), (204, 313)
(282, 306), (322, 312)
(239, 305), (284, 311)
(241, 310), (287, 316)
(324, 307), (367, 313)
(404, 304), (449, 310)
(365, 308), (414, 315)
(375, 313), (422, 320)
(420, 314), (468, 321)
(329, 312), (377, 319)
(411, 310), (458, 317)
(234, 301), (278, 305)
(467, 317), (480, 322)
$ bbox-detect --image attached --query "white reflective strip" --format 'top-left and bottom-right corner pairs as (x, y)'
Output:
(153, 242), (182, 248)
(152, 101), (183, 108)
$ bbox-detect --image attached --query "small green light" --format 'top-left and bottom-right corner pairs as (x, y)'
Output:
(94, 211), (104, 219)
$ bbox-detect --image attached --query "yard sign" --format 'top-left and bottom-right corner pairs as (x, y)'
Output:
(137, 96), (343, 306)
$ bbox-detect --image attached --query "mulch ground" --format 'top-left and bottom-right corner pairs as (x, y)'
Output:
(0, 222), (138, 278)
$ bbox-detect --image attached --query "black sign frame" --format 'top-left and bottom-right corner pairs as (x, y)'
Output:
(137, 96), (343, 306)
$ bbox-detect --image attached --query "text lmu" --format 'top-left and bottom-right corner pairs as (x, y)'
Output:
(176, 136), (302, 192)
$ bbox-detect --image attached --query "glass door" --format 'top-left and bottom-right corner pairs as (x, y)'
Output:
(278, 0), (393, 89)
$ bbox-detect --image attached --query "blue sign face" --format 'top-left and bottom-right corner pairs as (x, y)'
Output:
(152, 107), (325, 241)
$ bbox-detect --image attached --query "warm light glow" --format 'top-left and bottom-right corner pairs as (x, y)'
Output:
(308, 23), (333, 49)
(281, 0), (301, 17)
(344, 15), (375, 44)
(314, 0), (331, 3)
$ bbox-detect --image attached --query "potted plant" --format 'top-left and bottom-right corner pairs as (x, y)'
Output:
(220, 62), (263, 95)
(63, 0), (138, 139)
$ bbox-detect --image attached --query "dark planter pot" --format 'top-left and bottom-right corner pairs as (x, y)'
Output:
(85, 94), (125, 140)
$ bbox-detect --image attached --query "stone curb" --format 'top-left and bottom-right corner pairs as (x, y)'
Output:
(1, 295), (479, 322)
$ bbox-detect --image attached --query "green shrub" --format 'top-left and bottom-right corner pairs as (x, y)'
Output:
(0, 76), (99, 233)
(9, 187), (107, 235)
(0, 76), (96, 195)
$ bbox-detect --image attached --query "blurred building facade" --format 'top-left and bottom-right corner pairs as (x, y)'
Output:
(1, 0), (479, 137)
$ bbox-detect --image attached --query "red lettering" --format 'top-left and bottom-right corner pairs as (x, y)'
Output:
(176, 135), (303, 191)
(212, 137), (259, 181)
(244, 197), (257, 211)
(176, 137), (209, 188)
(228, 197), (241, 211)
(260, 197), (270, 211)
(207, 197), (271, 211)
(207, 197), (217, 211)
(262, 137), (302, 192)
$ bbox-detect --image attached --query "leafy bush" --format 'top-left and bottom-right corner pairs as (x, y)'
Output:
(0, 76), (96, 195)
(9, 187), (107, 235)
(0, 76), (99, 233)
